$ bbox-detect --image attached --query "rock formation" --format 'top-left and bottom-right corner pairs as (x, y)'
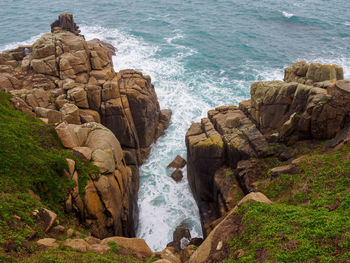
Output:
(50, 13), (81, 36)
(186, 106), (268, 234)
(186, 61), (350, 238)
(0, 13), (171, 239)
(56, 122), (137, 238)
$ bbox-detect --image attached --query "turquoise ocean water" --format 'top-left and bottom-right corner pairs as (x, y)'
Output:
(1, 0), (350, 251)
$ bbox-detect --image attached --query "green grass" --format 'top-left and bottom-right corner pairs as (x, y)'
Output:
(22, 249), (150, 263)
(0, 91), (100, 259)
(223, 202), (349, 263)
(222, 143), (350, 262)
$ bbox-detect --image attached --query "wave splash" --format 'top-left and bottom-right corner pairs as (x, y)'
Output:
(282, 11), (294, 19)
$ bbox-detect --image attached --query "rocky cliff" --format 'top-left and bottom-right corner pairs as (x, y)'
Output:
(186, 61), (350, 237)
(0, 13), (171, 239)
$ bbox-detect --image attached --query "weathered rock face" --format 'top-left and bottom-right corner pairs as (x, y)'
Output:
(1, 14), (170, 168)
(56, 122), (137, 238)
(186, 62), (350, 240)
(241, 77), (350, 143)
(0, 14), (171, 240)
(186, 105), (268, 235)
(284, 61), (344, 84)
(50, 13), (81, 36)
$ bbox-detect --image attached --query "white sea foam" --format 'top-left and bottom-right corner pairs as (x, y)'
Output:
(80, 26), (208, 250)
(0, 33), (42, 52)
(282, 11), (294, 19)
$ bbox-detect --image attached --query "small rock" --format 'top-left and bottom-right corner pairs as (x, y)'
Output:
(101, 236), (153, 258)
(63, 238), (89, 252)
(84, 236), (101, 245)
(36, 208), (57, 232)
(52, 225), (65, 233)
(234, 249), (245, 259)
(37, 238), (59, 249)
(269, 164), (296, 178)
(171, 169), (183, 182)
(216, 240), (223, 251)
(167, 155), (187, 169)
(28, 189), (41, 201)
(171, 223), (191, 252)
(67, 228), (75, 238)
(88, 244), (110, 254)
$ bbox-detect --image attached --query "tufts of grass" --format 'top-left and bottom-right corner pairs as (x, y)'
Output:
(221, 142), (350, 262)
(0, 91), (98, 257)
(223, 201), (350, 263)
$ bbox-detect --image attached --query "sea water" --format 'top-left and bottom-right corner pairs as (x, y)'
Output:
(1, 0), (350, 251)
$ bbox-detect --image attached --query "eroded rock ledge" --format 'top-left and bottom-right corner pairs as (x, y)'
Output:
(186, 61), (350, 238)
(0, 14), (171, 239)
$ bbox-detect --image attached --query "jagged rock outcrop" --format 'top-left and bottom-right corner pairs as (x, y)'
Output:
(50, 13), (81, 36)
(56, 122), (137, 238)
(240, 78), (350, 144)
(0, 13), (171, 239)
(1, 13), (171, 167)
(186, 105), (268, 235)
(284, 61), (344, 84)
(186, 62), (350, 238)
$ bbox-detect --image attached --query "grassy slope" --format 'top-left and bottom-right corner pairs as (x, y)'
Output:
(0, 92), (148, 263)
(222, 144), (350, 262)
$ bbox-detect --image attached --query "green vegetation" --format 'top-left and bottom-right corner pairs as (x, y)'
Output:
(0, 92), (123, 261)
(222, 144), (350, 262)
(109, 241), (120, 253)
(22, 249), (150, 263)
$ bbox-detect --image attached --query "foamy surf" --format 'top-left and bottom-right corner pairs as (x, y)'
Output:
(282, 11), (294, 19)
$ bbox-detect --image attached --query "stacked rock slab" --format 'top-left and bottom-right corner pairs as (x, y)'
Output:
(0, 14), (171, 238)
(240, 77), (350, 144)
(284, 61), (344, 84)
(186, 105), (268, 236)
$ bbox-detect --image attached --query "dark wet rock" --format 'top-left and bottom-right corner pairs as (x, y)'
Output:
(51, 13), (81, 36)
(167, 155), (187, 169)
(171, 169), (183, 182)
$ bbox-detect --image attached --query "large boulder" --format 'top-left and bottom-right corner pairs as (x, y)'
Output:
(55, 122), (137, 238)
(101, 236), (153, 258)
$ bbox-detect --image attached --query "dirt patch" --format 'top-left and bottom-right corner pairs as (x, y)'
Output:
(206, 213), (244, 263)
(255, 247), (272, 262)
